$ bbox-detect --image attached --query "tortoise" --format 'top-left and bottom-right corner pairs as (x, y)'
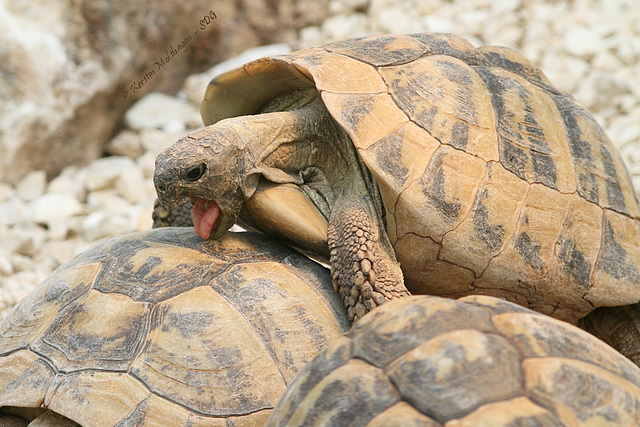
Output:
(0, 227), (349, 426)
(266, 295), (640, 426)
(152, 33), (640, 360)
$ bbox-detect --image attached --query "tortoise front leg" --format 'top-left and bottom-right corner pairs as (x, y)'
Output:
(328, 200), (411, 322)
(579, 304), (640, 367)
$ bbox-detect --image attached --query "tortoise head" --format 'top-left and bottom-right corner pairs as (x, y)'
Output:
(154, 124), (250, 240)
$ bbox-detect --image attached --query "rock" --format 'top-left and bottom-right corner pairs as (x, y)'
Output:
(182, 44), (293, 106)
(9, 254), (35, 274)
(47, 166), (88, 202)
(0, 270), (39, 319)
(0, 255), (12, 276)
(116, 164), (150, 204)
(86, 190), (131, 212)
(563, 27), (606, 60)
(28, 193), (85, 226)
(0, 0), (330, 185)
(0, 184), (14, 204)
(105, 131), (145, 158)
(573, 70), (629, 112)
(540, 50), (589, 94)
(81, 209), (140, 241)
(37, 240), (82, 268)
(15, 170), (47, 202)
(0, 197), (28, 227)
(84, 156), (136, 192)
(320, 13), (370, 40)
(125, 93), (201, 131)
(12, 225), (48, 257)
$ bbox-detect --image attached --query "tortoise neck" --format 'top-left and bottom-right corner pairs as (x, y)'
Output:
(242, 90), (380, 218)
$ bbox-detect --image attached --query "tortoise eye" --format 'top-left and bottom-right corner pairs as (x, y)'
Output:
(184, 163), (207, 181)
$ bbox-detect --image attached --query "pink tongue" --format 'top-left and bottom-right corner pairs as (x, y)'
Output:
(192, 199), (221, 239)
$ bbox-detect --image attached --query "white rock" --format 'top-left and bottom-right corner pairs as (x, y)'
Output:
(491, 0), (520, 13)
(563, 27), (603, 59)
(12, 225), (47, 257)
(0, 227), (21, 255)
(134, 206), (154, 231)
(84, 156), (136, 192)
(0, 196), (28, 226)
(28, 193), (84, 225)
(421, 15), (456, 34)
(182, 44), (292, 106)
(0, 183), (15, 204)
(82, 209), (138, 241)
(10, 254), (35, 274)
(573, 71), (629, 112)
(86, 190), (131, 211)
(297, 26), (325, 49)
(0, 270), (38, 308)
(37, 239), (80, 267)
(47, 165), (87, 202)
(15, 170), (47, 202)
(116, 164), (148, 204)
(0, 254), (12, 276)
(321, 13), (369, 41)
(105, 131), (144, 158)
(125, 92), (201, 132)
(540, 51), (589, 94)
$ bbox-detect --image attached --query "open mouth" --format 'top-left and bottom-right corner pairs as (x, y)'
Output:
(191, 198), (221, 239)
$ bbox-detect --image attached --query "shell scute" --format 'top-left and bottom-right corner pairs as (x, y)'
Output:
(379, 55), (499, 162)
(293, 52), (387, 94)
(324, 34), (429, 67)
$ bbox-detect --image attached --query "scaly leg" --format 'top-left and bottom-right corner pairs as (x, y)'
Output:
(579, 303), (640, 367)
(328, 202), (410, 322)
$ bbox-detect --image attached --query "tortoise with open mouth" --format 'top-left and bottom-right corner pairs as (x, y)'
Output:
(153, 33), (640, 363)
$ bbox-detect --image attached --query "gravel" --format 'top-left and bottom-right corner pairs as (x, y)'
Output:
(1, 0), (639, 319)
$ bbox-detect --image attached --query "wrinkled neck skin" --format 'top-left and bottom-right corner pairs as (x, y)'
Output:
(239, 89), (388, 259)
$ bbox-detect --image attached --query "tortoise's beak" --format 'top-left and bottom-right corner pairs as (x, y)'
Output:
(153, 170), (180, 210)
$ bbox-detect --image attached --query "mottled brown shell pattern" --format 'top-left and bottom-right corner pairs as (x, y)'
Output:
(266, 295), (640, 426)
(202, 33), (640, 322)
(0, 228), (349, 426)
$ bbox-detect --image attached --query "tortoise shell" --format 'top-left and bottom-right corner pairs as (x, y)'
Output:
(266, 295), (640, 426)
(0, 228), (349, 426)
(200, 33), (640, 323)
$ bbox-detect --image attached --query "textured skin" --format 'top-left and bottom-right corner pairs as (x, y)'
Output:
(266, 295), (640, 426)
(152, 197), (194, 228)
(197, 33), (640, 324)
(0, 228), (349, 426)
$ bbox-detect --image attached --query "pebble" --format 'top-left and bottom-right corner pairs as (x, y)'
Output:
(106, 131), (145, 159)
(84, 156), (137, 192)
(1, 0), (640, 320)
(15, 170), (46, 202)
(28, 193), (85, 226)
(125, 92), (201, 132)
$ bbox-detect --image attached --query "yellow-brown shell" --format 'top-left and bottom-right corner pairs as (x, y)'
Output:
(266, 295), (640, 426)
(202, 33), (640, 322)
(0, 228), (349, 426)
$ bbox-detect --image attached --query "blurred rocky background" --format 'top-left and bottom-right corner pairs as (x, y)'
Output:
(1, 0), (639, 318)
